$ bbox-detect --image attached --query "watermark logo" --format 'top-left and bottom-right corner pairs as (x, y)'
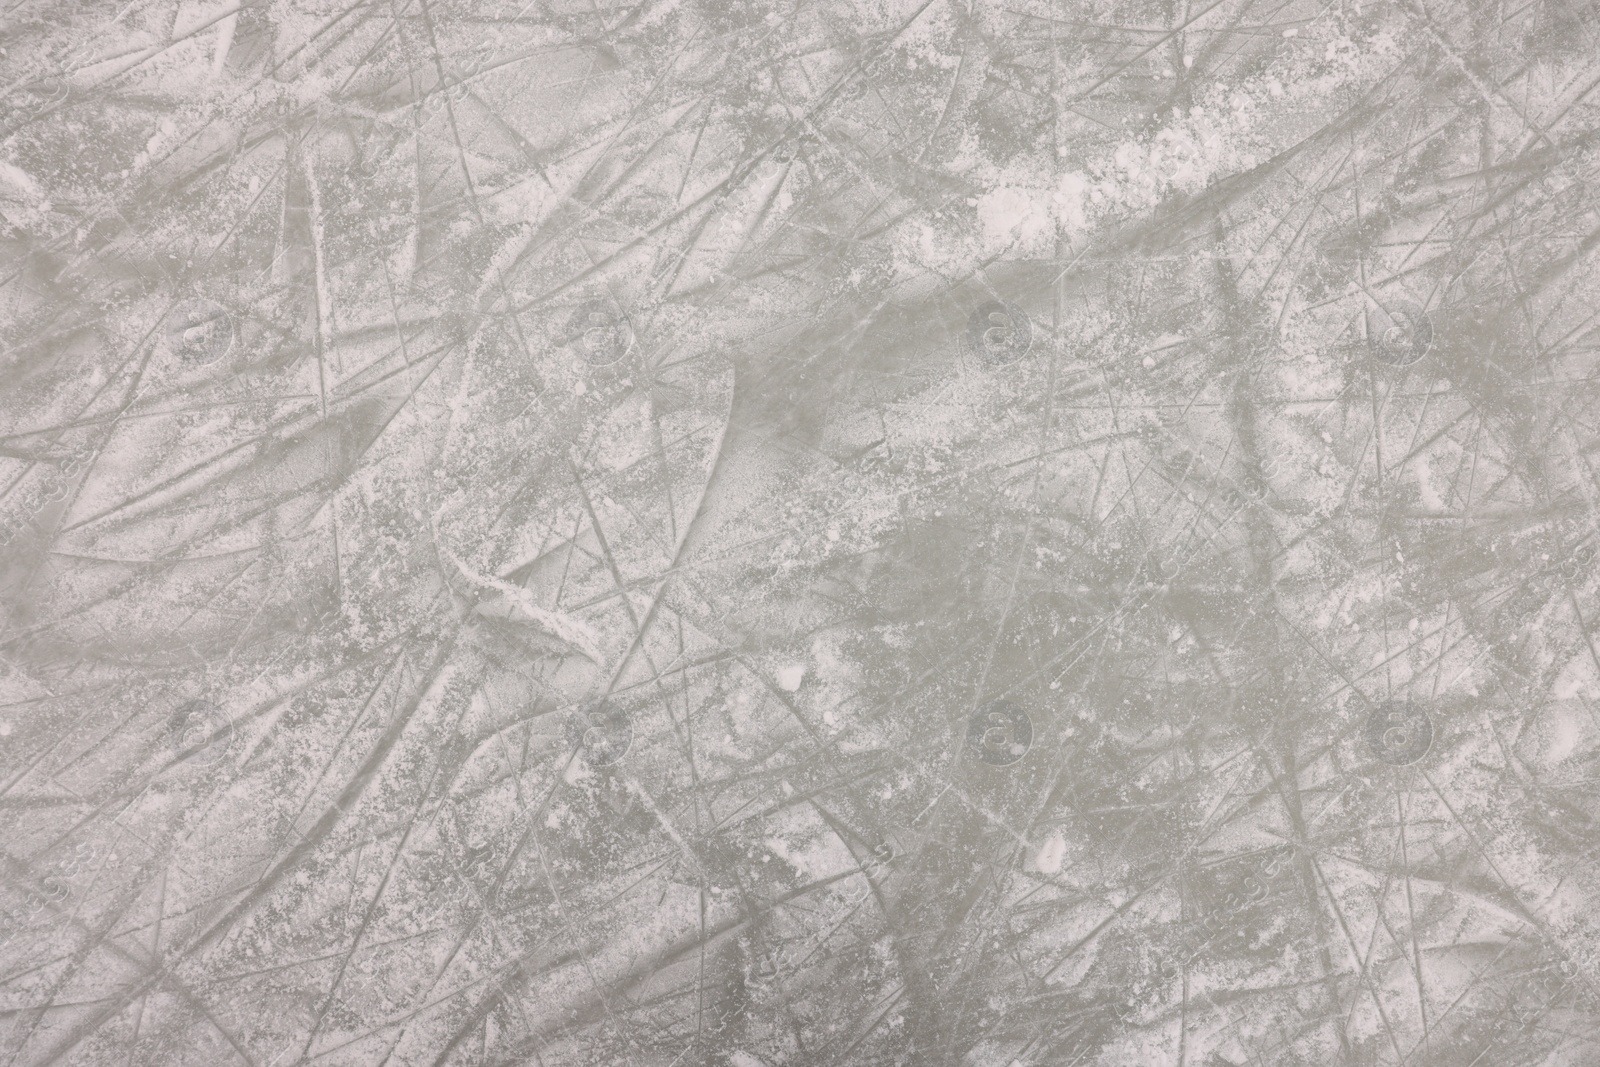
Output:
(574, 701), (632, 767)
(564, 301), (632, 368)
(965, 301), (1033, 366)
(9, 79), (67, 123)
(166, 300), (235, 365)
(1364, 701), (1433, 766)
(1241, 453), (1290, 501)
(1369, 301), (1433, 367)
(748, 948), (784, 992)
(967, 699), (1033, 766)
(166, 700), (236, 768)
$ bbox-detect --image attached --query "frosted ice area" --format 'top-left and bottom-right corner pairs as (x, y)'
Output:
(5, 1), (1600, 1064)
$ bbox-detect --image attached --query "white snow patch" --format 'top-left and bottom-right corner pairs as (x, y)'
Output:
(1034, 831), (1066, 875)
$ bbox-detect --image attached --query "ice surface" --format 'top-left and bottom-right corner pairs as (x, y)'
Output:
(5, 1), (1600, 1065)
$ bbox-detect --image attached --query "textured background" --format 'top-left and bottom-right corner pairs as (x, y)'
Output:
(5, 0), (1600, 1064)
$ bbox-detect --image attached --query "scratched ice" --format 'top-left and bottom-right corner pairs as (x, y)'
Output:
(4, 2), (1600, 1065)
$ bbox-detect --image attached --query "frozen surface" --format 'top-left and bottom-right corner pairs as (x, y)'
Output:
(5, 1), (1600, 1065)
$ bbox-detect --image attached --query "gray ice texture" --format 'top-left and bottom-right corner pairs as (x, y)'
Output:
(3, 1), (1600, 1065)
